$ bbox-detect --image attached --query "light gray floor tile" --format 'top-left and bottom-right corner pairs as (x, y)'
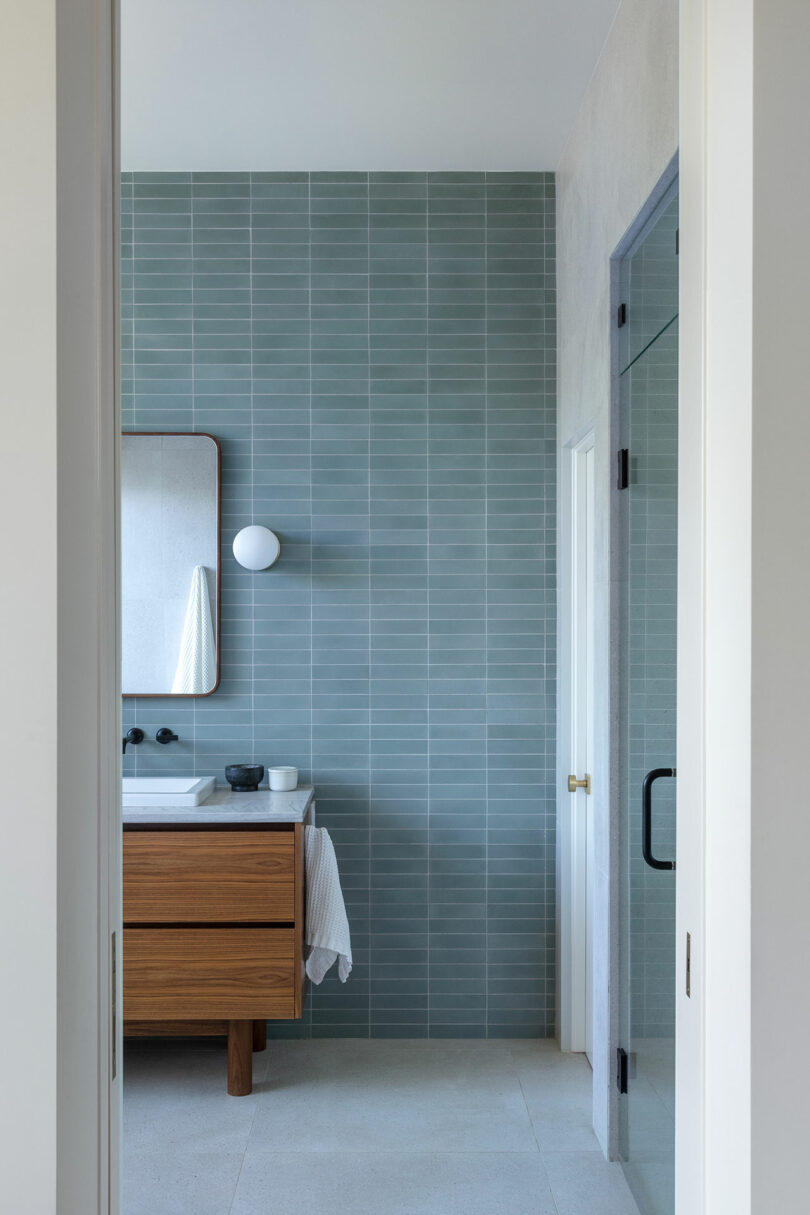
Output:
(123, 1146), (245, 1215)
(621, 1075), (674, 1160)
(124, 1043), (266, 1155)
(635, 1037), (676, 1119)
(246, 1039), (537, 1153)
(510, 1042), (601, 1151)
(622, 1159), (674, 1215)
(123, 1039), (644, 1215)
(542, 1150), (640, 1215)
(231, 1150), (557, 1215)
(509, 1039), (564, 1057)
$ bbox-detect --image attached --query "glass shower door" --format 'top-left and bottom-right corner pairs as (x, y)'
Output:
(617, 183), (678, 1215)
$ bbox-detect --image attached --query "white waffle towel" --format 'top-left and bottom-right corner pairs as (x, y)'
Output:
(305, 825), (352, 984)
(172, 565), (216, 694)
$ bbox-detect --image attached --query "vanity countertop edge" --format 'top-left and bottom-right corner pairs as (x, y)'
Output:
(122, 784), (315, 826)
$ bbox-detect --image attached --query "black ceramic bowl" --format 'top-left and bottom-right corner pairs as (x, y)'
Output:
(224, 764), (264, 792)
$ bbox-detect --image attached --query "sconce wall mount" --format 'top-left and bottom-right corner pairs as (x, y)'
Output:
(233, 525), (281, 570)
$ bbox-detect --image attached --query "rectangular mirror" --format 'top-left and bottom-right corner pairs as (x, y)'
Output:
(121, 432), (221, 696)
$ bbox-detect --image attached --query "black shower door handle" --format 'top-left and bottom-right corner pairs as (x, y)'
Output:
(642, 768), (676, 871)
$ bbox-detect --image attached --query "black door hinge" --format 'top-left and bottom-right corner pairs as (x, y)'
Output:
(617, 302), (627, 328)
(675, 228), (679, 255)
(617, 448), (629, 490)
(617, 1047), (629, 1094)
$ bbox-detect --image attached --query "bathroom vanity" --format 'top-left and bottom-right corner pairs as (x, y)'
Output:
(122, 786), (314, 1095)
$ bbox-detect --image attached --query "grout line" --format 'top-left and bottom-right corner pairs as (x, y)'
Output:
(225, 1062), (265, 1215)
(308, 173), (314, 1038)
(367, 171), (372, 1040)
(484, 174), (489, 1038)
(426, 175), (431, 1038)
(130, 185), (139, 775)
(191, 177), (197, 774)
(514, 1061), (545, 1157)
(250, 174), (256, 767)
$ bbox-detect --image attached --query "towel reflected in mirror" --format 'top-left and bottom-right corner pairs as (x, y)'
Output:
(172, 565), (216, 694)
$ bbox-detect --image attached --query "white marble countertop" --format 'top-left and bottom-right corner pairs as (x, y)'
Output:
(122, 784), (314, 826)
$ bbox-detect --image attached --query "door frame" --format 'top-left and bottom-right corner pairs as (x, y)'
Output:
(58, 1), (122, 1210)
(558, 427), (596, 1057)
(10, 0), (768, 1209)
(677, 4), (755, 1212)
(0, 2), (122, 1211)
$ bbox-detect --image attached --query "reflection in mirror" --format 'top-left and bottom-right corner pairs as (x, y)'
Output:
(121, 433), (220, 696)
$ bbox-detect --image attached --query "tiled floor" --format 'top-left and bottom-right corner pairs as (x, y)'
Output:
(621, 1039), (675, 1215)
(123, 1038), (640, 1215)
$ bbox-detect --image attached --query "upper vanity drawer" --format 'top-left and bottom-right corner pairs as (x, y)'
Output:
(123, 830), (295, 923)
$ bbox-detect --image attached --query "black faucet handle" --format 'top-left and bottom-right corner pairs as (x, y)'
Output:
(122, 727), (145, 754)
(155, 727), (179, 745)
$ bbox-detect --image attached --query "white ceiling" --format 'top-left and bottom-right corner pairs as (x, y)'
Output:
(122, 0), (621, 171)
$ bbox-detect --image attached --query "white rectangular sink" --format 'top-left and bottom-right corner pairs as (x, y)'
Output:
(122, 776), (215, 807)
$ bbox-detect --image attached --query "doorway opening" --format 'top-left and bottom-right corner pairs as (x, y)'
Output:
(563, 430), (596, 1064)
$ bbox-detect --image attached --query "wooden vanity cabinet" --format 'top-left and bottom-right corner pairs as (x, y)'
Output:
(123, 820), (306, 1095)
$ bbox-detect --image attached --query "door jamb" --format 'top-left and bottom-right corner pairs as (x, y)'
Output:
(558, 427), (596, 1056)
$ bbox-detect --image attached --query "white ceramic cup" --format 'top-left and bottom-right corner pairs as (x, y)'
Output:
(268, 766), (298, 792)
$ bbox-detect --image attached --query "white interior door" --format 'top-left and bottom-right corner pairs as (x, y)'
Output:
(567, 434), (596, 1059)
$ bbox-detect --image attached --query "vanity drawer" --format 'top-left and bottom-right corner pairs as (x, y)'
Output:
(123, 830), (295, 923)
(123, 927), (296, 1019)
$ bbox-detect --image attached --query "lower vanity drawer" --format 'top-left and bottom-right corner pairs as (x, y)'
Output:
(123, 927), (296, 1019)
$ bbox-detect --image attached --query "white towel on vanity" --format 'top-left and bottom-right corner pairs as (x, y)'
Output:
(172, 565), (216, 694)
(305, 825), (352, 984)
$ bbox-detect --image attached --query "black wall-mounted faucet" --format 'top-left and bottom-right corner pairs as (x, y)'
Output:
(155, 727), (179, 745)
(122, 727), (144, 754)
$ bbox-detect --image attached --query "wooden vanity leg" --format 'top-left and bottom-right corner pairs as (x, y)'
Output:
(227, 1020), (253, 1096)
(252, 1019), (267, 1052)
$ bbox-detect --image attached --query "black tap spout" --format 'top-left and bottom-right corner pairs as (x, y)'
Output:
(123, 727), (145, 754)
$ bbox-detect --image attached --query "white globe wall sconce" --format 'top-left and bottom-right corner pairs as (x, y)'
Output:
(232, 525), (281, 571)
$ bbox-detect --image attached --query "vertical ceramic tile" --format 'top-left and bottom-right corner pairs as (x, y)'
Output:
(125, 172), (556, 1037)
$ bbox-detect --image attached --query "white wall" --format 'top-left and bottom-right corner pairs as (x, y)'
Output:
(121, 0), (620, 170)
(749, 0), (810, 1205)
(678, 3), (810, 1210)
(555, 0), (678, 1153)
(0, 4), (58, 1205)
(677, 2), (754, 1210)
(0, 2), (119, 1211)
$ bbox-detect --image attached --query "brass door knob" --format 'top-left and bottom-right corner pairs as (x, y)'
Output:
(568, 774), (591, 795)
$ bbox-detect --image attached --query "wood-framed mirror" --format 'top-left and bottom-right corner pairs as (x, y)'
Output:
(121, 432), (221, 697)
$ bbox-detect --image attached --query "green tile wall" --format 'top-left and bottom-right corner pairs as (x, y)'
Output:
(121, 171), (556, 1037)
